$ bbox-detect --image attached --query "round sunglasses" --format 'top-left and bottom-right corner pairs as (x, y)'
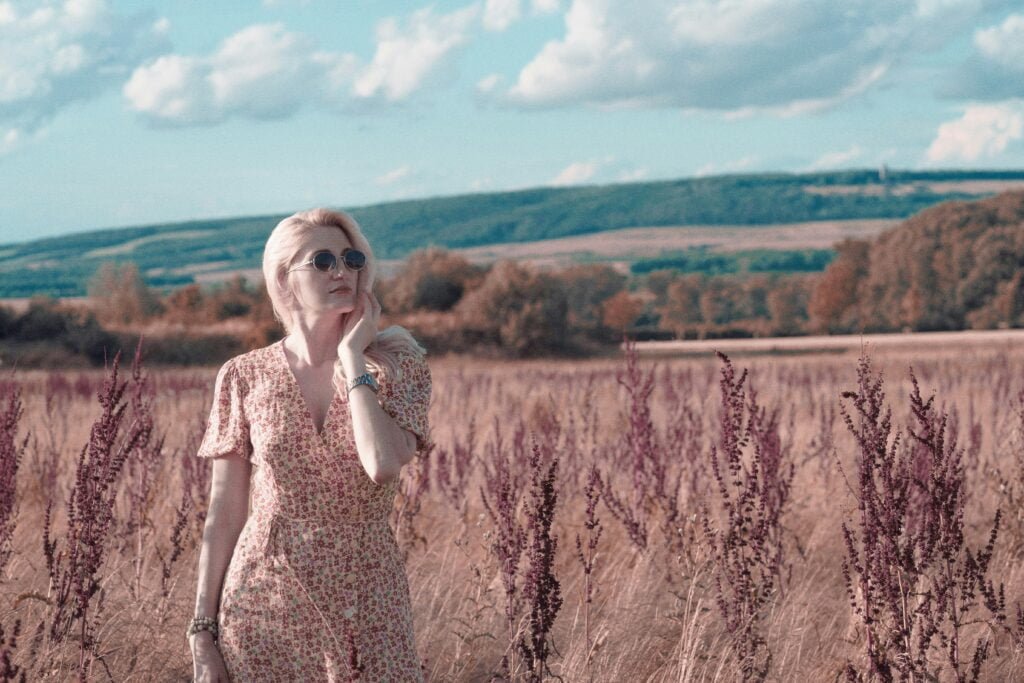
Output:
(288, 248), (367, 273)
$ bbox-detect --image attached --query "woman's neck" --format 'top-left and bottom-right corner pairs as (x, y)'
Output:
(284, 311), (344, 367)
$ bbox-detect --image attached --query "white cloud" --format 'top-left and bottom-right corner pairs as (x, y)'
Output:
(940, 12), (1024, 101)
(549, 160), (599, 186)
(484, 0), (521, 31)
(974, 14), (1024, 68)
(375, 165), (412, 186)
(0, 0), (167, 131)
(531, 0), (560, 13)
(0, 126), (21, 155)
(925, 102), (1024, 162)
(492, 0), (996, 114)
(124, 24), (323, 124)
(808, 145), (864, 171)
(126, 5), (478, 125)
(476, 73), (503, 94)
(354, 5), (478, 101)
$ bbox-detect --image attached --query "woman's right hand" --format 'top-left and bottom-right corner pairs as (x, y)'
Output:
(191, 633), (230, 682)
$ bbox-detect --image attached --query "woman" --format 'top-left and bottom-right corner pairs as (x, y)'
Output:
(188, 208), (431, 682)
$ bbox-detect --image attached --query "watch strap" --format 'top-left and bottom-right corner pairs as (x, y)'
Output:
(346, 372), (379, 394)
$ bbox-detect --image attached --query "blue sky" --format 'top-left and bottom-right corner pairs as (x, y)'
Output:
(1, 0), (1023, 243)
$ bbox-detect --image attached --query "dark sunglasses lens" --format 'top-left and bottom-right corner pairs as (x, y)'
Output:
(312, 252), (337, 272)
(342, 249), (366, 271)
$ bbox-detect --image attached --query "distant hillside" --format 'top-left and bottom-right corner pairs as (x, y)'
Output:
(4, 168), (1024, 298)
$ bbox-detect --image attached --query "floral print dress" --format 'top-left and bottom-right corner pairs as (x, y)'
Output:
(196, 339), (431, 682)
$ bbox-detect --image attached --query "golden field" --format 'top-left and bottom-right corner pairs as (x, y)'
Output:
(3, 338), (1024, 681)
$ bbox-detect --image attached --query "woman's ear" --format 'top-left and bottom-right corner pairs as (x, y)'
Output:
(277, 268), (294, 306)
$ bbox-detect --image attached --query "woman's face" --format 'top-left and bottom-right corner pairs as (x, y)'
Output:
(283, 225), (362, 318)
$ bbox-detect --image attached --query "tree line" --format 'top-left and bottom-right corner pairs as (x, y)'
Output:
(1, 191), (1022, 366)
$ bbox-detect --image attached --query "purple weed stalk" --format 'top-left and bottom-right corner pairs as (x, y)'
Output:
(665, 387), (706, 505)
(745, 383), (795, 589)
(574, 463), (603, 682)
(906, 368), (1005, 682)
(480, 419), (527, 677)
(0, 619), (25, 683)
(436, 414), (475, 516)
(839, 353), (1006, 682)
(599, 338), (662, 553)
(0, 385), (25, 683)
(600, 475), (648, 552)
(838, 351), (914, 681)
(42, 351), (147, 679)
(157, 477), (190, 599)
(0, 385), (25, 573)
(616, 337), (660, 507)
(121, 345), (161, 597)
(518, 439), (562, 682)
(702, 352), (791, 681)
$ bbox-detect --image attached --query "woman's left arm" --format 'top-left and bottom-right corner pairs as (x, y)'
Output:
(343, 349), (418, 485)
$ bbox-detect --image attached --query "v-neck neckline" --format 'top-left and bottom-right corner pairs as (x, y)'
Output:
(278, 338), (340, 441)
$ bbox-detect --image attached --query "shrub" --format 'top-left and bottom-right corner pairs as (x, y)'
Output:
(383, 247), (482, 313)
(456, 260), (569, 357)
(12, 298), (70, 342)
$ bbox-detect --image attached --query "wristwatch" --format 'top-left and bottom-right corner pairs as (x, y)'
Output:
(346, 372), (380, 394)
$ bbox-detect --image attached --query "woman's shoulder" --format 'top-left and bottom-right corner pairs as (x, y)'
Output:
(217, 340), (282, 382)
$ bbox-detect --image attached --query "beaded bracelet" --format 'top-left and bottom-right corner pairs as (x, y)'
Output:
(187, 616), (219, 643)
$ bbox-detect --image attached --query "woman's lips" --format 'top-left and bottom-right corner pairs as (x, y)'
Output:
(330, 286), (353, 293)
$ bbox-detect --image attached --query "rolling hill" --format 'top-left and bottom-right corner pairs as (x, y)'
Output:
(3, 168), (1024, 298)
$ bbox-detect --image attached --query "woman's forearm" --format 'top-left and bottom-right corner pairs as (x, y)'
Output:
(341, 352), (416, 485)
(194, 460), (251, 618)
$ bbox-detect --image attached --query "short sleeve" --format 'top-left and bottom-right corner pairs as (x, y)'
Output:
(197, 358), (253, 462)
(377, 350), (432, 458)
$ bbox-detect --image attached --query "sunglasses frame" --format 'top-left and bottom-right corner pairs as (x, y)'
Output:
(288, 248), (366, 274)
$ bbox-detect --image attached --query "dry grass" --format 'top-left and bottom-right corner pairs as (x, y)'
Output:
(2, 341), (1024, 681)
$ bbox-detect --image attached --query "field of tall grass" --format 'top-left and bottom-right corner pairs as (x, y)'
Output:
(2, 340), (1024, 681)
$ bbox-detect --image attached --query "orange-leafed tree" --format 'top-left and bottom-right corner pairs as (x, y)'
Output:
(807, 238), (870, 334)
(601, 290), (644, 332)
(455, 259), (568, 356)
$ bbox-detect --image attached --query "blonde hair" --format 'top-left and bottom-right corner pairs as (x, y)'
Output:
(262, 207), (425, 385)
